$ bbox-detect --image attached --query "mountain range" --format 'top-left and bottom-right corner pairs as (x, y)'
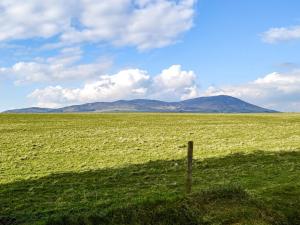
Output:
(3, 95), (277, 113)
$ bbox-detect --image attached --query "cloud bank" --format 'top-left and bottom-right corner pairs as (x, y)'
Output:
(3, 54), (300, 111)
(0, 0), (196, 50)
(27, 63), (300, 112)
(0, 47), (112, 84)
(204, 70), (300, 112)
(28, 65), (199, 108)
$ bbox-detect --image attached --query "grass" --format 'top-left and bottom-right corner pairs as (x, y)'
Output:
(45, 186), (284, 225)
(0, 113), (300, 224)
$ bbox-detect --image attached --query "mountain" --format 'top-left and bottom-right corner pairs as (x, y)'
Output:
(2, 95), (277, 113)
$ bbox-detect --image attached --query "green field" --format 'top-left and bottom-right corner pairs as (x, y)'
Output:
(1, 113), (300, 224)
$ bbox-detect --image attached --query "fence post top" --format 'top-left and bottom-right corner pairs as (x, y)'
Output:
(188, 141), (193, 147)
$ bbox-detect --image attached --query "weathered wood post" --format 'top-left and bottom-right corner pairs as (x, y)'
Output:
(186, 141), (193, 194)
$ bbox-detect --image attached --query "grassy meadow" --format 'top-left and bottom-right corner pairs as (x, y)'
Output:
(0, 113), (300, 224)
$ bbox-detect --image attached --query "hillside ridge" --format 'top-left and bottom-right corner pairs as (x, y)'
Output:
(3, 95), (278, 113)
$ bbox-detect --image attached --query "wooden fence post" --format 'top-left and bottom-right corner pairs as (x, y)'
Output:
(186, 141), (193, 194)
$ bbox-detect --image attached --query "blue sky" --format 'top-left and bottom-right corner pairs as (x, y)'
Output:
(1, 0), (300, 111)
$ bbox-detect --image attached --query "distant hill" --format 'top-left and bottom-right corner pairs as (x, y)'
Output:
(2, 95), (277, 113)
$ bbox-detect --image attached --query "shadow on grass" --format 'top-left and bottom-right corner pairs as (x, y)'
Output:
(1, 151), (300, 225)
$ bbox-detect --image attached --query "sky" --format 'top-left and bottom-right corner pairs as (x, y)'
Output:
(1, 0), (300, 112)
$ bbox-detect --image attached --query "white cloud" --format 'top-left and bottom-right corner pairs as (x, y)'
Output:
(181, 85), (199, 100)
(262, 25), (300, 43)
(154, 65), (196, 89)
(29, 69), (150, 107)
(152, 64), (199, 100)
(204, 71), (300, 112)
(0, 0), (73, 41)
(28, 65), (199, 107)
(0, 0), (196, 50)
(0, 47), (112, 84)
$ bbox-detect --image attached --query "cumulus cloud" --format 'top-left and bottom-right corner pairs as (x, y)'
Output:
(152, 64), (199, 100)
(0, 0), (73, 41)
(29, 69), (150, 108)
(0, 47), (112, 84)
(204, 71), (300, 112)
(0, 0), (196, 50)
(28, 65), (199, 107)
(262, 25), (300, 43)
